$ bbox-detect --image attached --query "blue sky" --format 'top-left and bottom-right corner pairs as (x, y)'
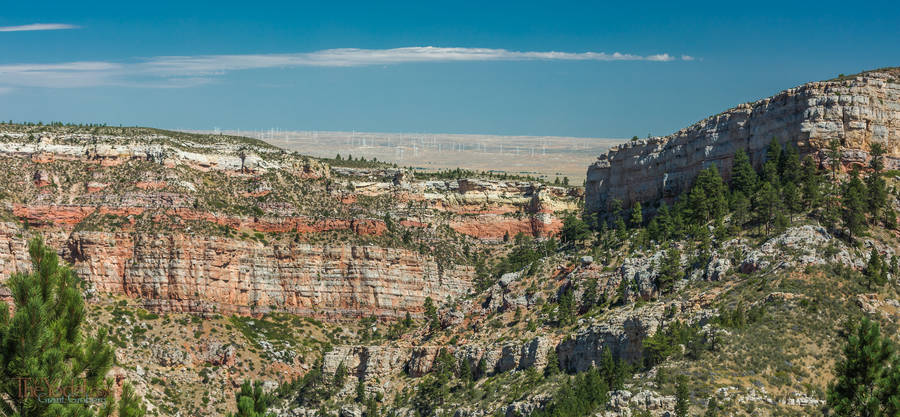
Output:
(1, 1), (898, 138)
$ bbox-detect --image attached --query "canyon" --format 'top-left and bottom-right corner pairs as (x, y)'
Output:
(0, 68), (898, 417)
(0, 127), (578, 318)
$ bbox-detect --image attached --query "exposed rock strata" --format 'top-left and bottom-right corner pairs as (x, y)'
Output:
(65, 231), (471, 318)
(586, 68), (900, 211)
(322, 336), (553, 385)
(0, 129), (578, 319)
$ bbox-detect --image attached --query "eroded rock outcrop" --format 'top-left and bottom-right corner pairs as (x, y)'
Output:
(0, 127), (579, 320)
(586, 68), (900, 211)
(64, 231), (471, 318)
(557, 303), (667, 371)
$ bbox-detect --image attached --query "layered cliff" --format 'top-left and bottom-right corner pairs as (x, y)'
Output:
(0, 125), (579, 318)
(586, 67), (900, 211)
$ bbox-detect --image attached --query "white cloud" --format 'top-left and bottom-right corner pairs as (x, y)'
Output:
(681, 55), (696, 61)
(0, 23), (79, 32)
(141, 47), (678, 76)
(0, 46), (692, 89)
(0, 87), (12, 94)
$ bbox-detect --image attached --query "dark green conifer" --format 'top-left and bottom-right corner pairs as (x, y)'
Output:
(0, 238), (143, 417)
(782, 182), (801, 223)
(778, 143), (801, 185)
(424, 297), (440, 332)
(630, 202), (643, 228)
(827, 318), (896, 416)
(864, 249), (888, 289)
(674, 374), (690, 417)
(841, 168), (868, 241)
(229, 380), (275, 417)
(866, 143), (888, 225)
(754, 181), (779, 236)
(656, 247), (682, 294)
(800, 156), (823, 210)
(730, 149), (757, 196)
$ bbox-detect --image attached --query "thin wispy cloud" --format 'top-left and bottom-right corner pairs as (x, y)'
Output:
(0, 23), (79, 32)
(0, 46), (695, 89)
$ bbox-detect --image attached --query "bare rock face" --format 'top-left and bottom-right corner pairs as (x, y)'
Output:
(64, 231), (471, 318)
(321, 336), (553, 388)
(557, 302), (667, 371)
(0, 222), (29, 278)
(323, 345), (411, 384)
(586, 68), (900, 212)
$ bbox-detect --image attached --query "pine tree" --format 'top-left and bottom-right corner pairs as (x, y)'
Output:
(599, 348), (626, 390)
(647, 218), (661, 243)
(580, 277), (599, 313)
(730, 149), (757, 196)
(630, 202), (643, 228)
(655, 202), (673, 241)
(827, 318), (896, 416)
(729, 191), (751, 232)
(774, 211), (789, 235)
(228, 380), (275, 417)
(754, 181), (779, 236)
(885, 209), (899, 230)
(413, 349), (454, 416)
(865, 249), (888, 290)
(688, 166), (728, 223)
(877, 355), (900, 417)
(866, 143), (888, 225)
(561, 214), (591, 246)
(656, 247), (682, 295)
(869, 143), (886, 173)
(674, 374), (690, 417)
(761, 160), (779, 186)
(614, 216), (628, 242)
(841, 168), (868, 242)
(403, 311), (413, 328)
(800, 156), (822, 210)
(687, 180), (709, 224)
(0, 238), (141, 417)
(424, 297), (440, 332)
(118, 382), (147, 417)
(544, 349), (560, 376)
(557, 285), (576, 326)
(612, 276), (628, 306)
(782, 182), (801, 223)
(766, 137), (782, 165)
(779, 143), (801, 185)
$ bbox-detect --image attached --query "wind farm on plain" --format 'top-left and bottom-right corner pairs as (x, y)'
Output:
(198, 128), (623, 181)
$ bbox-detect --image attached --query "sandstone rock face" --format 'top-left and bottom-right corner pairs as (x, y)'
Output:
(63, 231), (471, 318)
(0, 222), (29, 279)
(586, 68), (900, 211)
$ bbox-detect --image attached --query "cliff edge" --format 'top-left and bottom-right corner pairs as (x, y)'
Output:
(586, 67), (900, 212)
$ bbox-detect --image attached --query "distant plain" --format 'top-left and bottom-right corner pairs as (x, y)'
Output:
(195, 130), (625, 182)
